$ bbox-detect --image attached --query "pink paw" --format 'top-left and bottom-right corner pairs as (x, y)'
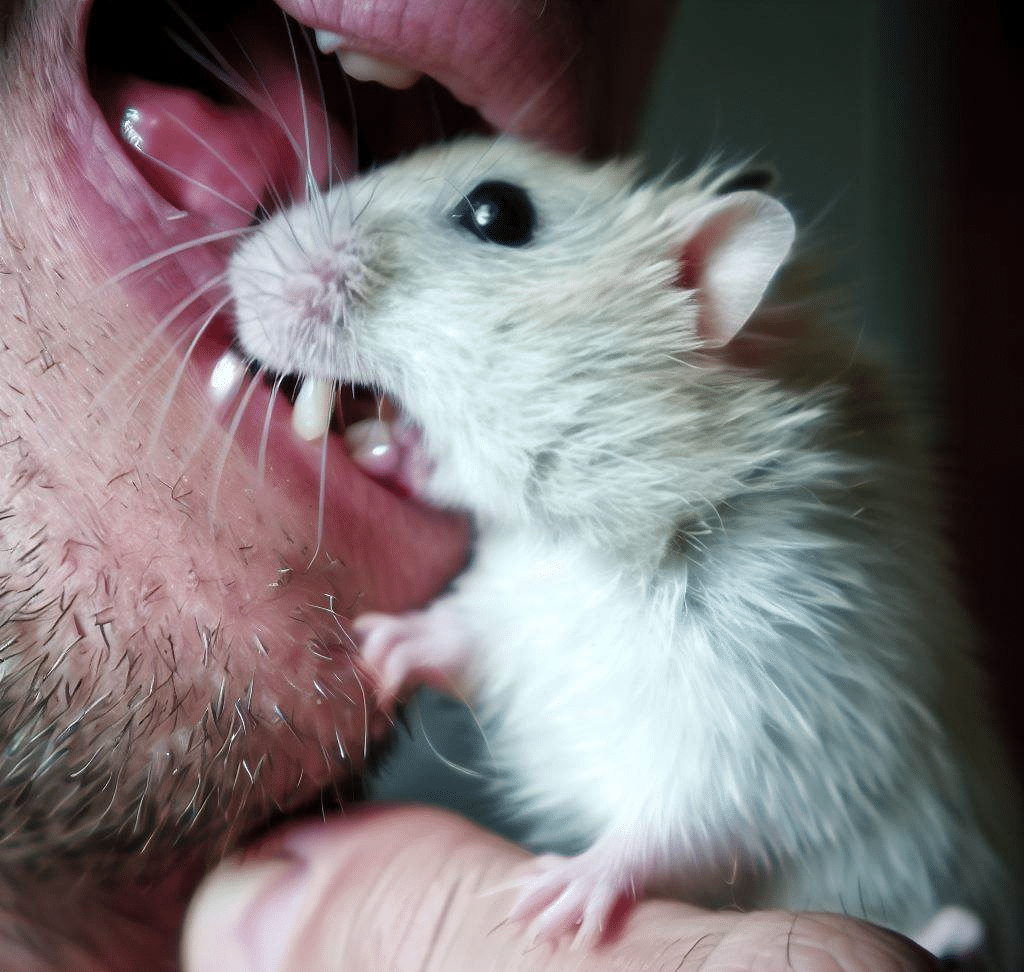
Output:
(353, 611), (437, 699)
(353, 606), (472, 702)
(506, 850), (639, 950)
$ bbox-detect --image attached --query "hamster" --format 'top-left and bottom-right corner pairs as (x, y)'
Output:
(228, 137), (1023, 967)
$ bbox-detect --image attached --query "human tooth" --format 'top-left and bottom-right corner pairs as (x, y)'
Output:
(209, 349), (246, 405)
(336, 50), (422, 89)
(313, 29), (422, 89)
(292, 378), (336, 441)
(314, 29), (346, 54)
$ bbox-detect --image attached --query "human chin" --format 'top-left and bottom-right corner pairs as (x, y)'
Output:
(0, 0), (586, 909)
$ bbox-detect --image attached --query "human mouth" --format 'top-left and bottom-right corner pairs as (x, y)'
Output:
(62, 0), (585, 606)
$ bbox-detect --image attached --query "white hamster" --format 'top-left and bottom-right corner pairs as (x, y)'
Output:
(229, 137), (1023, 967)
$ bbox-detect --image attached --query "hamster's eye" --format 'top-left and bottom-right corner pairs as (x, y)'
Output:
(451, 180), (536, 247)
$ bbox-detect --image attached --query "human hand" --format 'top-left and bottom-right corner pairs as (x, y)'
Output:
(182, 805), (940, 972)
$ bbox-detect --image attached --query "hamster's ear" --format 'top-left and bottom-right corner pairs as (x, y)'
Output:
(675, 191), (795, 347)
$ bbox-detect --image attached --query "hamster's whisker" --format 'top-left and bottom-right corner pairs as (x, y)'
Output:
(147, 291), (234, 459)
(436, 689), (497, 767)
(410, 695), (489, 780)
(349, 179), (383, 228)
(422, 77), (450, 144)
(801, 184), (850, 242)
(280, 9), (317, 212)
(209, 364), (266, 524)
(299, 24), (346, 233)
(164, 0), (239, 89)
(300, 23), (334, 198)
(459, 51), (580, 189)
(160, 111), (276, 218)
(660, 352), (703, 371)
(354, 668), (370, 762)
(317, 183), (349, 250)
(134, 303), (222, 418)
(93, 227), (249, 296)
(267, 208), (324, 270)
(224, 269), (296, 296)
(90, 271), (229, 412)
(338, 64), (359, 221)
(438, 177), (478, 223)
(168, 23), (281, 138)
(306, 390), (335, 571)
(257, 373), (284, 486)
(166, 14), (309, 192)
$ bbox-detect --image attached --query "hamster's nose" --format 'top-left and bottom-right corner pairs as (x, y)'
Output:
(283, 242), (370, 329)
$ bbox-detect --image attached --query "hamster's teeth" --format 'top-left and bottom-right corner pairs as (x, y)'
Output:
(313, 31), (422, 90)
(292, 378), (336, 441)
(343, 418), (399, 475)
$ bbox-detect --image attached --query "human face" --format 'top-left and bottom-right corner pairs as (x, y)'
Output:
(0, 0), (673, 963)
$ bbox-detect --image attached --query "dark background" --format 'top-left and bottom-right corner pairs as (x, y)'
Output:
(643, 1), (1023, 772)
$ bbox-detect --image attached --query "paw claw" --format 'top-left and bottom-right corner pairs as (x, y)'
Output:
(507, 850), (636, 949)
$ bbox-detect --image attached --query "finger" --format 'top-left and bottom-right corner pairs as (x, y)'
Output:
(180, 805), (938, 972)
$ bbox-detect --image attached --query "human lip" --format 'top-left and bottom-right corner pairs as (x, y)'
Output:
(52, 0), (586, 611)
(270, 0), (587, 147)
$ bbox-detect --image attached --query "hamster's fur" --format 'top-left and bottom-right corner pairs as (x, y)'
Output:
(230, 137), (1023, 968)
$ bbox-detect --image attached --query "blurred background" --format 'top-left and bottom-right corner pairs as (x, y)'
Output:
(370, 0), (1023, 830)
(644, 0), (1022, 766)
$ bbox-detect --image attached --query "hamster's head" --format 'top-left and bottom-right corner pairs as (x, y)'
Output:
(229, 137), (797, 555)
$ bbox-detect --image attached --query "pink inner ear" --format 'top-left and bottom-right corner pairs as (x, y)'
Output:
(672, 191), (796, 348)
(675, 237), (705, 293)
(676, 223), (720, 343)
(676, 218), (732, 346)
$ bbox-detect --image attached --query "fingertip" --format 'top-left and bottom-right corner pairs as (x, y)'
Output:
(180, 855), (307, 972)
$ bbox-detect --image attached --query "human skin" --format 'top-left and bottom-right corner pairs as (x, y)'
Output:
(0, 0), (939, 969)
(182, 806), (938, 972)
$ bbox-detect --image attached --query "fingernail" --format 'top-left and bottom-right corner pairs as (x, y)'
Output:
(182, 853), (308, 972)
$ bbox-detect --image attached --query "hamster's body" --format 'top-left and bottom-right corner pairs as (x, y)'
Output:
(229, 137), (1022, 968)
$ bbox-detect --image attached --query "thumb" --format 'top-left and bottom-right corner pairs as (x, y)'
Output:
(180, 804), (935, 972)
(181, 803), (548, 972)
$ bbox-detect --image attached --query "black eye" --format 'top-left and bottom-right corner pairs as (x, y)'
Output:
(451, 180), (536, 247)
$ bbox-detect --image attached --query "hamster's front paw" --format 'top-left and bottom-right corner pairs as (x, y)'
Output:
(353, 602), (474, 701)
